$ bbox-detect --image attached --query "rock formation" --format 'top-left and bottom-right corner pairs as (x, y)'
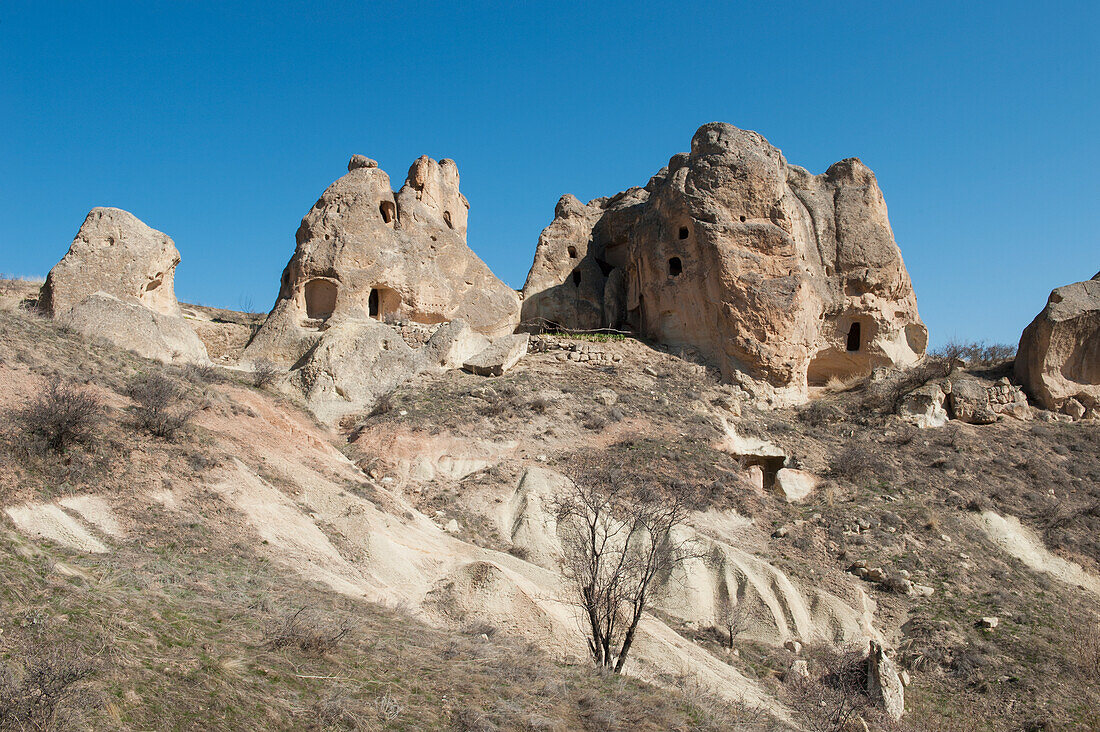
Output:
(1015, 273), (1100, 418)
(521, 123), (927, 401)
(39, 207), (185, 318)
(244, 155), (520, 368)
(39, 208), (209, 364)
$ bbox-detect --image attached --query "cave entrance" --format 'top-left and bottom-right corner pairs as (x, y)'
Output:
(846, 322), (861, 352)
(304, 278), (338, 320)
(369, 289), (379, 318)
(668, 257), (683, 277)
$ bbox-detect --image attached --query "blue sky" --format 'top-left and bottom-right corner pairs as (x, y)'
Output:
(1, 1), (1096, 347)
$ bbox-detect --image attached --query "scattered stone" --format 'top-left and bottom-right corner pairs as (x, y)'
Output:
(899, 383), (949, 428)
(773, 526), (789, 538)
(977, 616), (999, 629)
(774, 468), (820, 503)
(788, 659), (810, 680)
(784, 639), (803, 654)
(463, 334), (529, 377)
(1016, 273), (1100, 414)
(64, 291), (209, 365)
(594, 389), (619, 406)
(445, 519), (459, 533)
(867, 641), (905, 720)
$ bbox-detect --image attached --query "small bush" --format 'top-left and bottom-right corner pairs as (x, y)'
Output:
(830, 440), (892, 484)
(252, 359), (280, 389)
(931, 339), (1016, 367)
(264, 608), (351, 656)
(129, 373), (196, 439)
(16, 380), (104, 453)
(0, 644), (96, 731)
(184, 362), (224, 384)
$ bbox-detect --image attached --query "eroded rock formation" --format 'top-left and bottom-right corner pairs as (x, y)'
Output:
(1015, 273), (1100, 418)
(39, 208), (209, 364)
(244, 155), (519, 367)
(40, 207), (184, 318)
(521, 123), (927, 401)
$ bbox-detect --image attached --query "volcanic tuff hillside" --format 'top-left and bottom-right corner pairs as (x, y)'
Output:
(2, 276), (1100, 731)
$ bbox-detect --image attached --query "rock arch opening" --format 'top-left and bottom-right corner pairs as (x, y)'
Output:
(846, 322), (861, 352)
(304, 278), (338, 320)
(668, 257), (683, 277)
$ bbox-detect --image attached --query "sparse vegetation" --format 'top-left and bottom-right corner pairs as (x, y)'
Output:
(128, 372), (196, 439)
(554, 455), (698, 673)
(15, 380), (105, 453)
(252, 359), (280, 389)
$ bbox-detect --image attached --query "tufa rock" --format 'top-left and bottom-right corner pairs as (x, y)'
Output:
(867, 641), (905, 720)
(774, 468), (819, 503)
(521, 123), (927, 402)
(40, 207), (185, 318)
(63, 292), (208, 365)
(463, 334), (529, 377)
(244, 155), (520, 368)
(1015, 274), (1100, 416)
(898, 382), (949, 428)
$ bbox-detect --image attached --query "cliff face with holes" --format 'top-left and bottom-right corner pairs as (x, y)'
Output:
(520, 123), (927, 400)
(245, 155), (520, 366)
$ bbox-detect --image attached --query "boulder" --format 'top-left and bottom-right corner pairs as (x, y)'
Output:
(521, 123), (927, 401)
(64, 292), (209, 365)
(898, 382), (948, 428)
(867, 640), (905, 720)
(463, 334), (529, 377)
(286, 319), (422, 423)
(947, 378), (999, 424)
(1016, 274), (1100, 415)
(39, 208), (185, 318)
(774, 468), (819, 503)
(420, 319), (491, 372)
(244, 155), (520, 368)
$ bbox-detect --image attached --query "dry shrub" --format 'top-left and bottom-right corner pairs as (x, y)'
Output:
(829, 440), (892, 484)
(129, 373), (196, 439)
(16, 380), (105, 453)
(0, 644), (97, 731)
(824, 373), (866, 393)
(931, 339), (1016, 366)
(1077, 623), (1100, 681)
(264, 608), (351, 656)
(783, 645), (868, 732)
(252, 359), (280, 389)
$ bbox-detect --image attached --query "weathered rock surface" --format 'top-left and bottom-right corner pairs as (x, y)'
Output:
(898, 383), (949, 428)
(40, 208), (184, 318)
(64, 292), (209, 365)
(420, 319), (491, 373)
(774, 468), (819, 503)
(867, 640), (905, 720)
(1015, 274), (1100, 416)
(463, 334), (529, 376)
(286, 319), (422, 423)
(521, 123), (926, 402)
(244, 155), (519, 368)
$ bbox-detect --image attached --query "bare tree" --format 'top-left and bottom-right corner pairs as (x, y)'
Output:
(715, 577), (751, 651)
(553, 456), (696, 673)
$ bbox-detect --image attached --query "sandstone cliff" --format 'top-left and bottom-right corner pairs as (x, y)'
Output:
(521, 123), (927, 400)
(244, 155), (520, 367)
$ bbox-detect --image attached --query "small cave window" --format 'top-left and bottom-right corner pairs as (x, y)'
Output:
(379, 200), (395, 224)
(846, 322), (861, 352)
(572, 270), (581, 286)
(739, 215), (746, 223)
(369, 289), (379, 318)
(668, 257), (683, 277)
(304, 278), (338, 320)
(678, 226), (689, 240)
(443, 210), (453, 229)
(567, 245), (578, 259)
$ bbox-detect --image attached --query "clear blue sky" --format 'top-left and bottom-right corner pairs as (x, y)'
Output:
(1, 2), (1096, 347)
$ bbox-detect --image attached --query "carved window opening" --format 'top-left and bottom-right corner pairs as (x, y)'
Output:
(668, 257), (683, 277)
(568, 245), (578, 259)
(678, 227), (689, 240)
(379, 201), (395, 224)
(369, 289), (379, 318)
(739, 215), (746, 223)
(304, 279), (338, 320)
(846, 322), (861, 352)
